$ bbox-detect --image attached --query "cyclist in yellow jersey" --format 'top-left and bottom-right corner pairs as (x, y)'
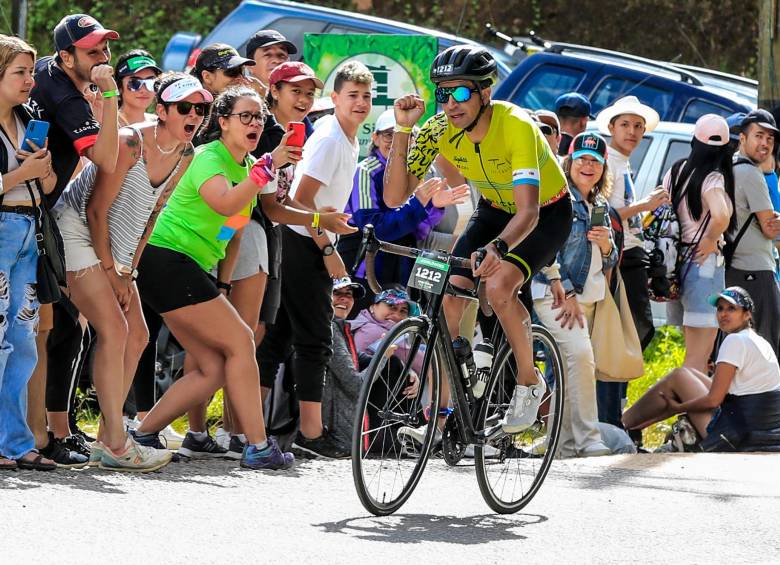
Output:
(385, 45), (573, 437)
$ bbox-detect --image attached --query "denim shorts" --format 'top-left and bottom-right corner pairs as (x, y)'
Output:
(666, 253), (725, 328)
(53, 203), (101, 272)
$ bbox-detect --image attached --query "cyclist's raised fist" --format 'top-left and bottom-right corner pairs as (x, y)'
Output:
(394, 94), (425, 128)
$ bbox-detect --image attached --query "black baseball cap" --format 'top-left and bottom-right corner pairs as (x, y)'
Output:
(740, 109), (779, 134)
(555, 92), (591, 118)
(708, 286), (755, 311)
(246, 30), (298, 59)
(196, 43), (255, 71)
(54, 14), (119, 52)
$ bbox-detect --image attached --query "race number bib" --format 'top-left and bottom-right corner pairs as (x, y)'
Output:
(407, 251), (450, 295)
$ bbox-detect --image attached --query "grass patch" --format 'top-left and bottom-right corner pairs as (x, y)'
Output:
(627, 325), (685, 448)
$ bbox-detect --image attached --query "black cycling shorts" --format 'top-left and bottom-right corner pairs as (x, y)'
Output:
(451, 194), (573, 281)
(137, 245), (220, 314)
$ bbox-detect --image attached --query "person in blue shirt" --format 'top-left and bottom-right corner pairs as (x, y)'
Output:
(340, 109), (468, 287)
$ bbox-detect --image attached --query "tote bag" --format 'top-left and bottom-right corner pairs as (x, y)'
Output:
(591, 272), (644, 382)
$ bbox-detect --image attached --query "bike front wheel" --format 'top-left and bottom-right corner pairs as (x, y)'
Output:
(351, 317), (441, 516)
(474, 324), (565, 514)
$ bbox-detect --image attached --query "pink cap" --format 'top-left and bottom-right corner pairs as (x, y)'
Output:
(694, 114), (730, 146)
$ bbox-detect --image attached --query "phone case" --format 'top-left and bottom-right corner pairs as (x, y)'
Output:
(287, 122), (305, 148)
(21, 120), (50, 151)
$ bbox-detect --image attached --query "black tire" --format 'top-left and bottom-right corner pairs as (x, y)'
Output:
(351, 317), (441, 516)
(474, 325), (564, 514)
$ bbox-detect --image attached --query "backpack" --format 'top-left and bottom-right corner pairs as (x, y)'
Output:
(643, 161), (710, 302)
(721, 158), (757, 270)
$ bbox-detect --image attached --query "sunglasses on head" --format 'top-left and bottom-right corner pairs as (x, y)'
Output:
(126, 77), (158, 93)
(169, 101), (210, 116)
(226, 111), (264, 125)
(434, 85), (478, 104)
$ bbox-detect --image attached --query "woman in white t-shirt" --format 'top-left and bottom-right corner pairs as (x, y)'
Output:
(532, 132), (619, 458)
(623, 286), (780, 450)
(663, 114), (736, 373)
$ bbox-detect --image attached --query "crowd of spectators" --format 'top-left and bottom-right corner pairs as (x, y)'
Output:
(1, 12), (780, 473)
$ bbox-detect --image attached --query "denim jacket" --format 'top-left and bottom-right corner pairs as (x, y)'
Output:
(535, 187), (618, 294)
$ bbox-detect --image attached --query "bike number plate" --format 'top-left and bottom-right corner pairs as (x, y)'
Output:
(407, 251), (450, 295)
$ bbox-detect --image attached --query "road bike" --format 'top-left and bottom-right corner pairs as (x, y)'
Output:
(351, 225), (565, 515)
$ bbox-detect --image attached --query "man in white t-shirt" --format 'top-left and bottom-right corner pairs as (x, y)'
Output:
(258, 61), (372, 459)
(595, 96), (666, 426)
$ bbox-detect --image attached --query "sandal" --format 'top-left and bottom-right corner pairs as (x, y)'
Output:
(16, 451), (57, 471)
(0, 456), (17, 470)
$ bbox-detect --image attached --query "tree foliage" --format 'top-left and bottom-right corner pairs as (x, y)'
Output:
(3, 0), (758, 78)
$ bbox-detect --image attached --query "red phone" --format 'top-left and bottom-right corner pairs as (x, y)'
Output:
(287, 121), (305, 148)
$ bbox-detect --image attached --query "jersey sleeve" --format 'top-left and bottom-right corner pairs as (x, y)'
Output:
(508, 118), (541, 188)
(407, 113), (448, 180)
(54, 95), (101, 156)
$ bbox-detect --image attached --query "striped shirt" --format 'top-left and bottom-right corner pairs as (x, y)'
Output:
(61, 126), (187, 268)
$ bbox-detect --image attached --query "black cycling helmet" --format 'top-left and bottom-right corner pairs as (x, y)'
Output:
(430, 45), (497, 86)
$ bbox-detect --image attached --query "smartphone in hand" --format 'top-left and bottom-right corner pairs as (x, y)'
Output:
(21, 120), (50, 152)
(590, 204), (607, 227)
(287, 121), (305, 152)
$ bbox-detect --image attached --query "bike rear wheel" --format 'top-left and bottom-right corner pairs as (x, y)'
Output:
(474, 324), (564, 514)
(351, 317), (441, 516)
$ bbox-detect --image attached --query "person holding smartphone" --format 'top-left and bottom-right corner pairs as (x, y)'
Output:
(0, 35), (59, 471)
(531, 132), (618, 457)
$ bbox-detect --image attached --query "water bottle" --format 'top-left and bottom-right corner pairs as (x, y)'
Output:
(452, 336), (475, 389)
(471, 339), (494, 399)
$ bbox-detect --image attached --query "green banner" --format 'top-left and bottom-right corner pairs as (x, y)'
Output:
(304, 34), (438, 157)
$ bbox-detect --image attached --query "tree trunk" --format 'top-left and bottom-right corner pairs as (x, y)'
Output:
(758, 0), (780, 110)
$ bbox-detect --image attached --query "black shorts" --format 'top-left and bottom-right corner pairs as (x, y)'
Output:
(451, 194), (573, 281)
(137, 245), (220, 314)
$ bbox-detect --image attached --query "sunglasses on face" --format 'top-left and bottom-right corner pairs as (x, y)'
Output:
(170, 101), (210, 116)
(226, 111), (264, 125)
(126, 77), (158, 93)
(434, 85), (478, 104)
(221, 66), (245, 79)
(539, 124), (558, 136)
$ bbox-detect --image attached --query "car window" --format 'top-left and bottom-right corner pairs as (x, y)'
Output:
(238, 17), (327, 60)
(326, 24), (370, 34)
(682, 99), (732, 123)
(509, 65), (584, 111)
(657, 140), (692, 185)
(590, 77), (673, 119)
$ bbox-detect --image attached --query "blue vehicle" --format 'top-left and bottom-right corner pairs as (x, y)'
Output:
(162, 0), (513, 80)
(493, 43), (755, 123)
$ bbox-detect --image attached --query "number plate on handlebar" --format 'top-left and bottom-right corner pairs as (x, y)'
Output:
(407, 251), (450, 295)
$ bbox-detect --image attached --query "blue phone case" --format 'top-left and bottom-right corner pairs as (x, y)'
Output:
(21, 120), (49, 152)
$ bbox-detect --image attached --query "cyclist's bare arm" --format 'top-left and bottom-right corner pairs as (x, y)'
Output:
(472, 184), (540, 277)
(384, 94), (426, 207)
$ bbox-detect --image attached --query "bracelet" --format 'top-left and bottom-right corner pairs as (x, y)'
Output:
(102, 89), (119, 98)
(394, 125), (413, 134)
(565, 290), (577, 300)
(311, 212), (320, 229)
(216, 281), (232, 295)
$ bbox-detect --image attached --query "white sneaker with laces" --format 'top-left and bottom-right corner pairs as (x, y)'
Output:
(396, 423), (442, 447)
(578, 441), (611, 457)
(500, 370), (546, 434)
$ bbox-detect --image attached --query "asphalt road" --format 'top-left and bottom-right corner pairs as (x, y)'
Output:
(2, 453), (778, 564)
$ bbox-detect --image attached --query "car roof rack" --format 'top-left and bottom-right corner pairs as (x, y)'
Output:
(541, 40), (703, 87)
(669, 63), (757, 87)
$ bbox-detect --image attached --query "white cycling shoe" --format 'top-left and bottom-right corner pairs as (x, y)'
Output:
(499, 370), (546, 434)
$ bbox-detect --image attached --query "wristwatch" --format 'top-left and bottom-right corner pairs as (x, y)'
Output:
(321, 244), (335, 257)
(115, 264), (139, 280)
(490, 237), (509, 258)
(216, 281), (233, 295)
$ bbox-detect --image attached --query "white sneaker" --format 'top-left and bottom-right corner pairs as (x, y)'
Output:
(500, 371), (546, 433)
(215, 427), (231, 450)
(464, 444), (501, 459)
(99, 436), (172, 473)
(123, 416), (141, 431)
(578, 441), (611, 457)
(396, 424), (442, 447)
(529, 435), (549, 456)
(159, 425), (185, 450)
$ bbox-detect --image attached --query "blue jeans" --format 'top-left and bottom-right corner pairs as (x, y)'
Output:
(0, 212), (40, 459)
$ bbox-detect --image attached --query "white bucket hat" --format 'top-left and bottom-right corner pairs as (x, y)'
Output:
(596, 95), (660, 134)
